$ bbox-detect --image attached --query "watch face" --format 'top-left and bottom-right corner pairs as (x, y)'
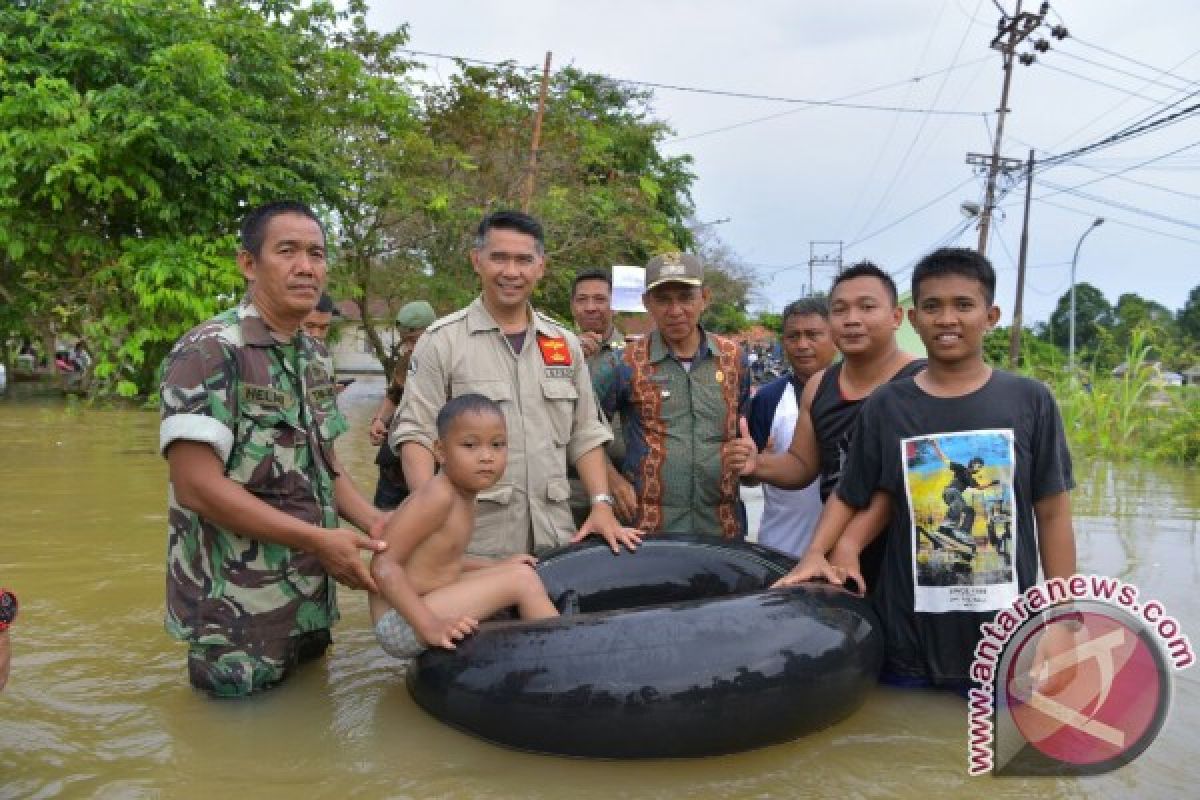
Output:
(0, 591), (16, 624)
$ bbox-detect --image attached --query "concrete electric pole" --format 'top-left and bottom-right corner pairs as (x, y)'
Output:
(967, 1), (1050, 255)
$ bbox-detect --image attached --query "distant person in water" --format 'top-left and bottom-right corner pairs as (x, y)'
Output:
(369, 394), (559, 658)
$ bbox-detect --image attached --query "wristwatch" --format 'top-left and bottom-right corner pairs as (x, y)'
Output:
(0, 589), (17, 632)
(590, 494), (616, 507)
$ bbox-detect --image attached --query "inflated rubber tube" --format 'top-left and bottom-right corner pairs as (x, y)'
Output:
(407, 535), (883, 758)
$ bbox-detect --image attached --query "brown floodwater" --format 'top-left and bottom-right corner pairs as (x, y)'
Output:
(1, 379), (1197, 799)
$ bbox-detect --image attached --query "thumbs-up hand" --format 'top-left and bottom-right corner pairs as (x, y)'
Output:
(724, 416), (759, 478)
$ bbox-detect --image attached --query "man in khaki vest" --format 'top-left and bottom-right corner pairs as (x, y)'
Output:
(391, 210), (641, 557)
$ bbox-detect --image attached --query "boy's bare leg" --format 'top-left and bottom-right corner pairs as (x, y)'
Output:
(423, 562), (559, 623)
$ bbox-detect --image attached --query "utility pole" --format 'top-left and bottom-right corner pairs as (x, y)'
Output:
(521, 51), (553, 213)
(808, 241), (843, 295)
(967, 1), (1051, 254)
(1009, 149), (1035, 367)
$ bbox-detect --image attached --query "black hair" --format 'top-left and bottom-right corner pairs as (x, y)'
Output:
(436, 393), (505, 439)
(572, 268), (612, 296)
(830, 261), (898, 306)
(239, 201), (324, 257)
(911, 247), (996, 305)
(968, 456), (985, 468)
(780, 296), (829, 327)
(315, 293), (335, 313)
(474, 210), (545, 253)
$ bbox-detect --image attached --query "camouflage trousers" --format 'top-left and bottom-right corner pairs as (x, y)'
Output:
(187, 629), (332, 698)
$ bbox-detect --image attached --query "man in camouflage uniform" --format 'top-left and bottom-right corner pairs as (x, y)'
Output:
(593, 253), (752, 537)
(159, 201), (386, 697)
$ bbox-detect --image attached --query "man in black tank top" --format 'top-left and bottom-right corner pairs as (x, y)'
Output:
(811, 359), (925, 501)
(729, 262), (923, 591)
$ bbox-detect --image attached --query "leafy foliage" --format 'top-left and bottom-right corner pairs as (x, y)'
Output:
(0, 0), (352, 392)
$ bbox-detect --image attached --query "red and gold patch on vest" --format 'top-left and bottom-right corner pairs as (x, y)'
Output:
(537, 334), (572, 366)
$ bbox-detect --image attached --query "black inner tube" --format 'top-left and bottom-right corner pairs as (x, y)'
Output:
(536, 535), (798, 614)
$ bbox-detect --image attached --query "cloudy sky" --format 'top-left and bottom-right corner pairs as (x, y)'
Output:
(368, 1), (1199, 325)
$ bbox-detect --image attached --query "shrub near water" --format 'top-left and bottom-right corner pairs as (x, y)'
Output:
(1044, 328), (1199, 464)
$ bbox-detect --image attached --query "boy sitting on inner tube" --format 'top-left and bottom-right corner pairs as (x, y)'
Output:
(775, 248), (1077, 695)
(369, 394), (559, 658)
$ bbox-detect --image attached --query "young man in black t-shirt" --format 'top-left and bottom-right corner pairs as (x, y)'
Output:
(781, 247), (1076, 689)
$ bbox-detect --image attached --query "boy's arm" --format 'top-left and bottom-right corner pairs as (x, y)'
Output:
(1029, 490), (1077, 694)
(826, 492), (891, 595)
(1034, 490), (1076, 579)
(773, 494), (857, 588)
(369, 483), (476, 648)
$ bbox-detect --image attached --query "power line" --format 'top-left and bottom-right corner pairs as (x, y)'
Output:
(1038, 180), (1200, 232)
(889, 217), (976, 286)
(667, 57), (991, 144)
(1052, 49), (1195, 94)
(848, 0), (982, 244)
(1041, 100), (1200, 166)
(1057, 159), (1200, 203)
(1031, 196), (1200, 248)
(1047, 53), (1200, 153)
(1069, 34), (1200, 88)
(397, 48), (987, 116)
(1036, 61), (1180, 105)
(844, 176), (979, 251)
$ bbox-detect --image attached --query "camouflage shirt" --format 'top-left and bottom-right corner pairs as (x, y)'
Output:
(159, 300), (349, 646)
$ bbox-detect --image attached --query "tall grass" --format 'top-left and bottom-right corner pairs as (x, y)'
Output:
(1039, 327), (1199, 465)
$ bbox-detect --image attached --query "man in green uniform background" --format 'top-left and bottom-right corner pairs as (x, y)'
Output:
(567, 268), (626, 527)
(593, 253), (752, 537)
(159, 200), (387, 697)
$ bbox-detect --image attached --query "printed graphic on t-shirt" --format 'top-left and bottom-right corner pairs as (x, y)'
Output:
(902, 429), (1018, 613)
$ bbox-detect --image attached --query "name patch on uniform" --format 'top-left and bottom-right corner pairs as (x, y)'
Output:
(241, 384), (292, 409)
(536, 334), (572, 366)
(544, 366), (575, 379)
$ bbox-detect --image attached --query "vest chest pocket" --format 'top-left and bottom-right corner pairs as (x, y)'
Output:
(541, 380), (578, 445)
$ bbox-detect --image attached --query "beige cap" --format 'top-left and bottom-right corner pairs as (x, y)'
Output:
(645, 252), (704, 291)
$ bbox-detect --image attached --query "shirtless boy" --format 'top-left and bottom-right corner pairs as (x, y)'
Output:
(370, 393), (559, 658)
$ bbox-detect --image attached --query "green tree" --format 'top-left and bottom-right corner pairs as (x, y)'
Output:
(327, 60), (702, 372)
(0, 0), (362, 395)
(1179, 285), (1200, 341)
(985, 326), (1063, 374)
(1046, 282), (1112, 359)
(692, 223), (753, 333)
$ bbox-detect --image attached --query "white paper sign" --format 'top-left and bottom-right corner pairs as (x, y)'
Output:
(611, 265), (646, 312)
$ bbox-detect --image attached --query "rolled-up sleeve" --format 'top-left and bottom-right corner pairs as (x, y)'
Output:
(159, 337), (236, 463)
(390, 332), (447, 455)
(566, 335), (612, 466)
